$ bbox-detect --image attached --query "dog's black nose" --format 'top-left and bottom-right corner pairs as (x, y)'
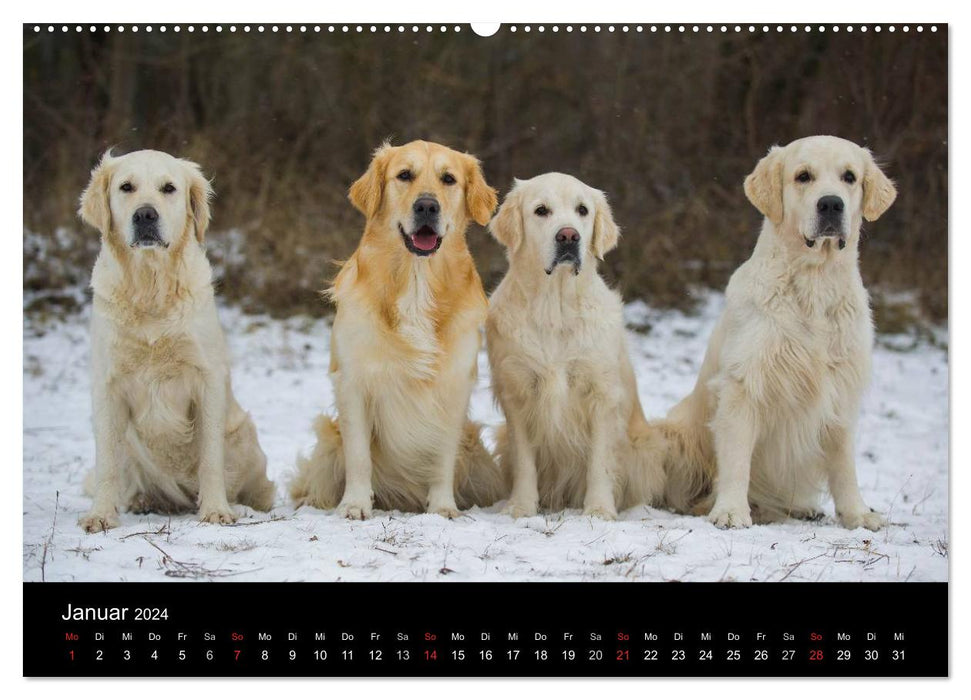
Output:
(555, 227), (580, 243)
(132, 206), (159, 225)
(817, 196), (844, 215)
(413, 197), (439, 217)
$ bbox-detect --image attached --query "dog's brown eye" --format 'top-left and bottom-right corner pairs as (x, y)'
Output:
(397, 170), (413, 182)
(161, 182), (176, 194)
(119, 182), (133, 193)
(441, 173), (456, 185)
(842, 170), (857, 184)
(534, 205), (550, 217)
(795, 171), (813, 183)
(577, 204), (589, 216)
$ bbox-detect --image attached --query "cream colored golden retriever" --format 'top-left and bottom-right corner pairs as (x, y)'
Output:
(486, 173), (665, 519)
(652, 135), (897, 529)
(77, 149), (275, 532)
(290, 140), (508, 519)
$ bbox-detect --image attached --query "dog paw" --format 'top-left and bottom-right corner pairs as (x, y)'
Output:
(426, 488), (460, 519)
(502, 499), (538, 518)
(337, 500), (372, 520)
(839, 508), (886, 531)
(708, 503), (753, 529)
(79, 511), (119, 533)
(428, 503), (460, 519)
(199, 504), (237, 525)
(583, 506), (617, 520)
(583, 490), (618, 520)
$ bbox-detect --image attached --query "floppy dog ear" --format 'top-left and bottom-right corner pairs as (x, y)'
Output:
(78, 149), (116, 235)
(464, 154), (498, 226)
(489, 180), (525, 253)
(349, 142), (395, 219)
(184, 159), (214, 244)
(591, 188), (620, 260)
(744, 146), (785, 225)
(861, 149), (897, 222)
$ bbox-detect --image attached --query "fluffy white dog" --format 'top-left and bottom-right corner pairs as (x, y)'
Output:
(653, 136), (897, 530)
(486, 173), (665, 519)
(78, 149), (274, 532)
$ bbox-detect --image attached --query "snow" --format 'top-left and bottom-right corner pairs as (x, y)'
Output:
(23, 293), (949, 582)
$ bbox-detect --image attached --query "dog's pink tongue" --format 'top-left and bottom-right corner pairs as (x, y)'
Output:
(412, 232), (438, 251)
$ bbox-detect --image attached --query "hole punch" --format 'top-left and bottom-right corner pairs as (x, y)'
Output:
(470, 23), (500, 37)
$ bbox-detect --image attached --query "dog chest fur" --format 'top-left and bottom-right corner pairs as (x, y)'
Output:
(111, 329), (204, 445)
(333, 276), (481, 467)
(488, 274), (632, 508)
(718, 244), (872, 421)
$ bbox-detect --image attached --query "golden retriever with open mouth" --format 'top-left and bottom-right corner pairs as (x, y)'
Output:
(290, 140), (508, 519)
(486, 173), (665, 519)
(77, 149), (275, 532)
(651, 136), (896, 530)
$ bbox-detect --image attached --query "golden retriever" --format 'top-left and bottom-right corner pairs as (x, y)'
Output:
(650, 135), (897, 529)
(486, 173), (665, 519)
(77, 149), (275, 532)
(290, 140), (508, 518)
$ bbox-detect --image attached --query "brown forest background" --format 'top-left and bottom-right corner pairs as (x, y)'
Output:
(23, 26), (948, 328)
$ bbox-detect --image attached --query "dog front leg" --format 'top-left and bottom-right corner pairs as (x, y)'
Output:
(826, 426), (885, 531)
(426, 422), (463, 519)
(708, 385), (758, 528)
(502, 418), (539, 518)
(336, 386), (374, 520)
(583, 413), (619, 520)
(197, 374), (235, 524)
(426, 373), (475, 518)
(79, 386), (128, 533)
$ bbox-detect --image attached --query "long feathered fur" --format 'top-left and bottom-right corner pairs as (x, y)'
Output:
(290, 418), (507, 511)
(647, 136), (894, 529)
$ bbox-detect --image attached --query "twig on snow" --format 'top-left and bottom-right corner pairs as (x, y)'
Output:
(40, 491), (60, 582)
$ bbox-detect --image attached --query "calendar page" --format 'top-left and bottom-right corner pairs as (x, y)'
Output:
(22, 16), (948, 678)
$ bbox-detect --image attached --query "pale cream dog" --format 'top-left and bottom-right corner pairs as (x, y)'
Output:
(486, 173), (665, 519)
(653, 136), (897, 529)
(290, 141), (508, 519)
(77, 149), (275, 532)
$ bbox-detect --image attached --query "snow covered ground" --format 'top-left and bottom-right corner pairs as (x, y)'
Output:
(23, 293), (949, 583)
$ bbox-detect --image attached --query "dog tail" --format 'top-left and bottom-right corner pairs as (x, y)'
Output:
(624, 416), (668, 508)
(648, 410), (714, 515)
(289, 414), (346, 509)
(456, 421), (511, 508)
